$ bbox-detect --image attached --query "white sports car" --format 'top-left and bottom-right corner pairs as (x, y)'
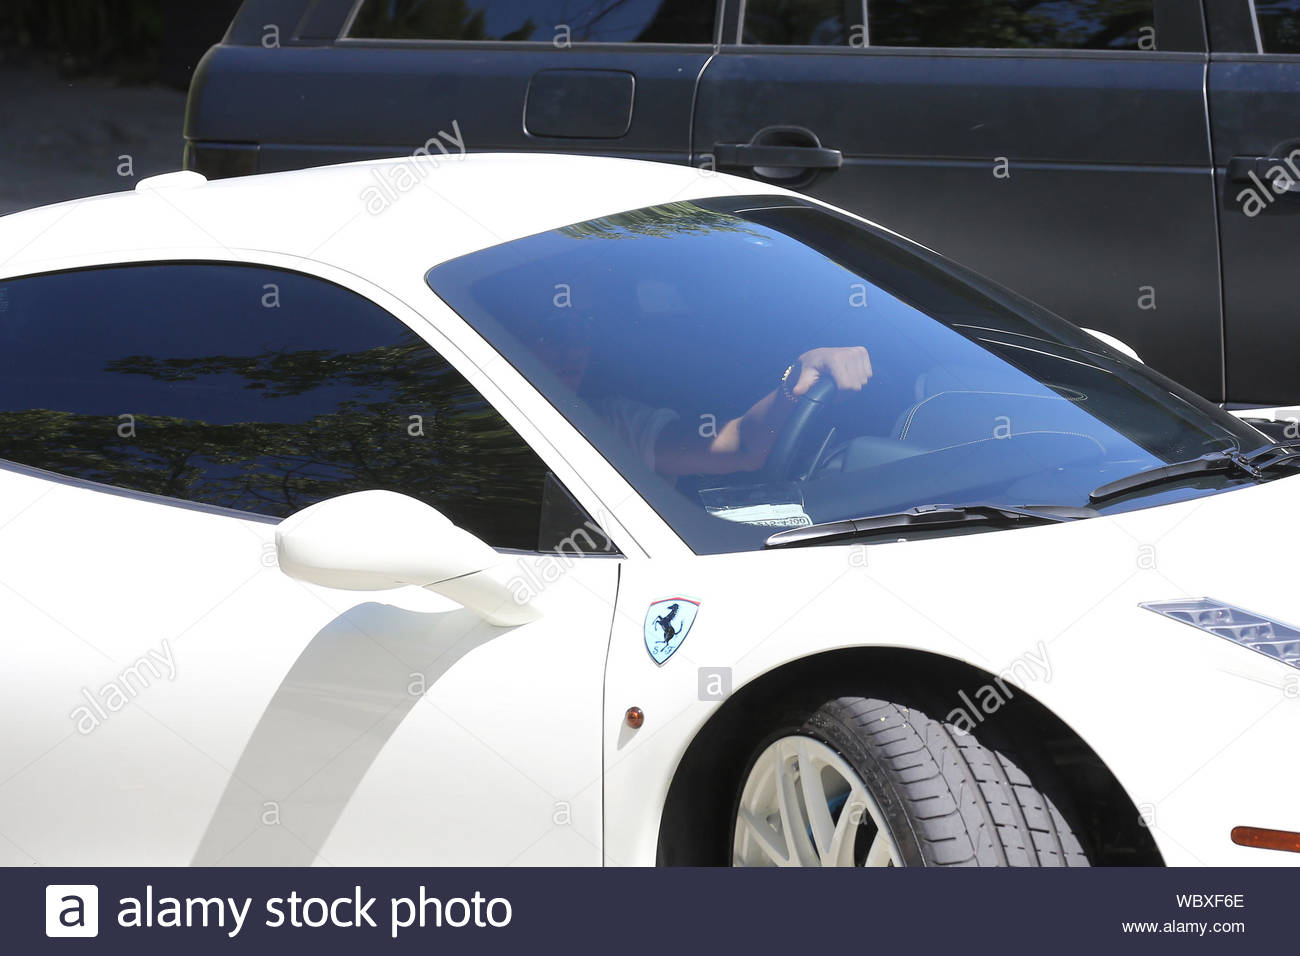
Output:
(1, 154), (1298, 868)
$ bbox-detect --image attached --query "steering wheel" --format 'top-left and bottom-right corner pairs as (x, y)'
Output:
(762, 376), (838, 482)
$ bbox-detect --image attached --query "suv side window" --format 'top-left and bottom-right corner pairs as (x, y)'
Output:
(0, 263), (605, 553)
(348, 0), (716, 43)
(866, 1), (1156, 50)
(1257, 0), (1300, 52)
(741, 0), (851, 45)
(742, 1), (1164, 50)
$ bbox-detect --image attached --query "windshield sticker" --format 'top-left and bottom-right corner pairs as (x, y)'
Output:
(699, 485), (812, 529)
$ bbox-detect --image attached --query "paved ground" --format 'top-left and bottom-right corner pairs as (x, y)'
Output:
(0, 61), (188, 217)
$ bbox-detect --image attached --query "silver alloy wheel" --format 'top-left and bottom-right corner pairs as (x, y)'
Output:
(732, 734), (901, 867)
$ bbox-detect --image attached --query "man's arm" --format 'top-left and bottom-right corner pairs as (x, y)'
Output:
(652, 346), (873, 477)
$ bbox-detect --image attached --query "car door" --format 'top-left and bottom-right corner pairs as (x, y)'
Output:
(186, 0), (718, 177)
(694, 0), (1224, 400)
(0, 261), (620, 866)
(1206, 0), (1300, 405)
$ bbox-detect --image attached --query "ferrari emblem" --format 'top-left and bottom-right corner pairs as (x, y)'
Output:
(644, 598), (699, 665)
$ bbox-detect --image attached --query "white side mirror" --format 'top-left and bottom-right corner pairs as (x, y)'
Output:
(1081, 327), (1143, 363)
(275, 490), (539, 627)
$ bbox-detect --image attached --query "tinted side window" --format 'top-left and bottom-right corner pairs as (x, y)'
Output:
(1257, 0), (1300, 52)
(348, 0), (715, 43)
(0, 264), (559, 551)
(867, 0), (1156, 50)
(742, 0), (850, 45)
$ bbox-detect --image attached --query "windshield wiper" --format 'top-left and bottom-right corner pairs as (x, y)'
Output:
(1243, 441), (1300, 472)
(1089, 443), (1300, 504)
(765, 502), (1096, 549)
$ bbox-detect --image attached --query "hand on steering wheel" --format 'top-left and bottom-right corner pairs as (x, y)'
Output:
(791, 346), (874, 398)
(763, 376), (839, 482)
(764, 346), (873, 482)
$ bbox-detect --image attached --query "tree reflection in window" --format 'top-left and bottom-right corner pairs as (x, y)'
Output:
(0, 267), (548, 551)
(348, 0), (714, 44)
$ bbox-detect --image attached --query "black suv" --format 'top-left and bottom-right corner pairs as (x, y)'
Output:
(185, 0), (1300, 405)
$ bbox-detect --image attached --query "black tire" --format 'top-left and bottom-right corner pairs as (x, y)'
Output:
(734, 692), (1091, 867)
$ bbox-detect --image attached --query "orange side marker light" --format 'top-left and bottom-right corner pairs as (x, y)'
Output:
(1231, 826), (1300, 853)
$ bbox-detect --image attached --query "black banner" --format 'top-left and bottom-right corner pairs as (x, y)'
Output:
(7, 867), (1289, 953)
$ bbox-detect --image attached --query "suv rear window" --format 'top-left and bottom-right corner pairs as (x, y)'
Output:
(348, 0), (716, 43)
(1257, 0), (1300, 53)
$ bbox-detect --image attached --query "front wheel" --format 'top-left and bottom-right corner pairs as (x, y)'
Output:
(731, 694), (1090, 867)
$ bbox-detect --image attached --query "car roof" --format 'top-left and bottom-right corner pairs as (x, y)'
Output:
(0, 153), (794, 286)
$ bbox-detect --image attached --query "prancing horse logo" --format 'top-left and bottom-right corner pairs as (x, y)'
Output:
(644, 598), (700, 665)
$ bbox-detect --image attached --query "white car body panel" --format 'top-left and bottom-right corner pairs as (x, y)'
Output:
(0, 154), (1297, 867)
(0, 459), (619, 865)
(605, 478), (1300, 866)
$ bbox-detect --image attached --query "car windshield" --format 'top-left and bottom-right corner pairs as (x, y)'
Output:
(427, 197), (1265, 554)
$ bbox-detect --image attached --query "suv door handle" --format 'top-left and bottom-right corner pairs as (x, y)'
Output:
(713, 143), (843, 170)
(1228, 155), (1300, 193)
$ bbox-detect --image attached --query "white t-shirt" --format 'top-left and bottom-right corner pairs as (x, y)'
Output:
(593, 396), (679, 472)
